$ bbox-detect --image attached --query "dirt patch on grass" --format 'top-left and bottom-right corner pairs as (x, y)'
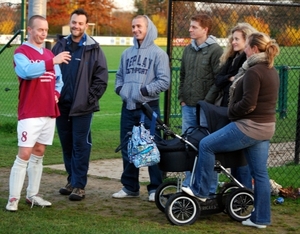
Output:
(0, 167), (155, 217)
(1, 167), (299, 233)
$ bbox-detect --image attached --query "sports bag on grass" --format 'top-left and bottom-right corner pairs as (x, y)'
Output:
(127, 112), (160, 168)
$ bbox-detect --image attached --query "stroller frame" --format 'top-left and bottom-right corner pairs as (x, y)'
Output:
(142, 101), (254, 226)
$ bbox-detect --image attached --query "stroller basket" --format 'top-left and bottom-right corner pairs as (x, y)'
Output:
(157, 151), (247, 172)
(158, 151), (196, 172)
(142, 101), (247, 173)
(155, 126), (207, 172)
(155, 126), (246, 172)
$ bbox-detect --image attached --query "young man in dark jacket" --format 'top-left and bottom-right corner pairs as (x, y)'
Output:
(52, 8), (108, 201)
(179, 13), (223, 134)
(179, 14), (223, 194)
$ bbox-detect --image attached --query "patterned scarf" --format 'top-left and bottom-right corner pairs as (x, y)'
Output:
(228, 53), (268, 106)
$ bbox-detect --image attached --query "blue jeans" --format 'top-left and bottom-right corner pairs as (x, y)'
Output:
(189, 122), (271, 225)
(181, 105), (197, 133)
(56, 109), (93, 189)
(231, 165), (252, 189)
(120, 103), (162, 195)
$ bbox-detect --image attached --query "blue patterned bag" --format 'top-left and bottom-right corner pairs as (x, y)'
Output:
(128, 112), (160, 168)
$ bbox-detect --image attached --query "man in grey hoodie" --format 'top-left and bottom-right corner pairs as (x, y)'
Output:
(113, 15), (170, 201)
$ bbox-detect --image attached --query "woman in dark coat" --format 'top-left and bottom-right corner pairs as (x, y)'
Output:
(215, 23), (258, 189)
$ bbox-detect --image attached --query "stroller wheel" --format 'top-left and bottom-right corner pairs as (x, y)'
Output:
(218, 182), (239, 213)
(226, 188), (254, 222)
(165, 192), (200, 226)
(155, 180), (179, 213)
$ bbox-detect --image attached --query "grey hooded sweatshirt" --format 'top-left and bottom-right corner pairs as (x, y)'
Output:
(115, 16), (170, 110)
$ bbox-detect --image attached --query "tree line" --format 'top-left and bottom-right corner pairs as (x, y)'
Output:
(0, 0), (168, 37)
(0, 1), (299, 46)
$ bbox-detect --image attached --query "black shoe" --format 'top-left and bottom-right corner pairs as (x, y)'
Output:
(59, 183), (73, 195)
(69, 188), (85, 201)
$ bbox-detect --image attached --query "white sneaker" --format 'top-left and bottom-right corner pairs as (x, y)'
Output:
(112, 189), (139, 199)
(181, 187), (207, 202)
(26, 195), (52, 208)
(6, 198), (19, 211)
(242, 218), (267, 229)
(148, 192), (155, 202)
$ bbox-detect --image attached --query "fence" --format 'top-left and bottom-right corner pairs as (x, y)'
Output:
(164, 0), (300, 187)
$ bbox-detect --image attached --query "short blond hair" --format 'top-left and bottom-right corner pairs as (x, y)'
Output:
(133, 15), (148, 27)
(28, 15), (47, 28)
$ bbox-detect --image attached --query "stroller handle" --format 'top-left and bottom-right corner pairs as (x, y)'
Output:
(142, 102), (176, 137)
(142, 102), (198, 151)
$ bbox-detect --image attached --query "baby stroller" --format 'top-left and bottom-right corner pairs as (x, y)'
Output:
(142, 101), (254, 226)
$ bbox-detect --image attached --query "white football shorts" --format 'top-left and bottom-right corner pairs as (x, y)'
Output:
(17, 117), (56, 147)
